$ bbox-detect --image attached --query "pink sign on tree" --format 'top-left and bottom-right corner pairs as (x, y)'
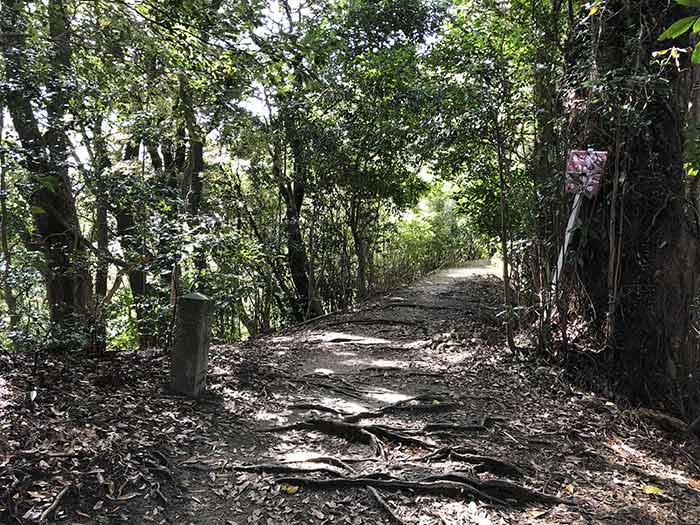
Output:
(551, 149), (609, 304)
(564, 149), (608, 198)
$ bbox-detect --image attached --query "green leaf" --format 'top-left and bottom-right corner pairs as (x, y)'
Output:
(659, 16), (698, 41)
(36, 175), (58, 193)
(677, 0), (700, 7)
(693, 42), (700, 63)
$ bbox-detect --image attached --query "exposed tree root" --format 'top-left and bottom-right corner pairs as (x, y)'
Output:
(276, 472), (572, 507)
(276, 476), (508, 505)
(366, 421), (485, 438)
(288, 403), (350, 416)
(39, 485), (71, 522)
(365, 424), (437, 449)
(382, 303), (451, 310)
(367, 486), (407, 525)
(286, 378), (366, 400)
(326, 318), (427, 330)
(233, 463), (347, 477)
(343, 368), (445, 379)
(284, 455), (378, 465)
(423, 421), (487, 433)
(258, 418), (436, 455)
(258, 418), (388, 458)
(418, 472), (568, 505)
(279, 456), (357, 473)
(296, 373), (372, 400)
(343, 394), (453, 423)
(419, 447), (525, 478)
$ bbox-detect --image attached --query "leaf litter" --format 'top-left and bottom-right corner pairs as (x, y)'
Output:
(1, 267), (699, 523)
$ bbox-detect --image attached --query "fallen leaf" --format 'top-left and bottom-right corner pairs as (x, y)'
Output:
(27, 491), (50, 501)
(281, 484), (299, 495)
(641, 483), (664, 495)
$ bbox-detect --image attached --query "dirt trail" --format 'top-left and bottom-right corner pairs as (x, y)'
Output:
(175, 263), (700, 524)
(2, 263), (700, 524)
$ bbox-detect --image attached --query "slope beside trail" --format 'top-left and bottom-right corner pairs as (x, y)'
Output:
(2, 263), (700, 524)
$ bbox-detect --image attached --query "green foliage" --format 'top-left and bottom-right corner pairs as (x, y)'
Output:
(658, 1), (700, 63)
(0, 0), (545, 351)
(374, 184), (487, 290)
(659, 16), (698, 41)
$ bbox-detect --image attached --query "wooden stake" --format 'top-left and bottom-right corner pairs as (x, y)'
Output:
(551, 192), (583, 312)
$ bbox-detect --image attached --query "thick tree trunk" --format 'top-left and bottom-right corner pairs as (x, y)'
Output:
(568, 0), (700, 402)
(1, 0), (92, 332)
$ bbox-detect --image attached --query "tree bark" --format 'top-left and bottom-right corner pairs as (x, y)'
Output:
(91, 119), (110, 352)
(0, 109), (19, 332)
(276, 129), (322, 320)
(495, 126), (516, 353)
(113, 142), (154, 349)
(179, 75), (208, 290)
(350, 196), (368, 301)
(281, 179), (319, 320)
(532, 0), (565, 329)
(1, 0), (92, 332)
(157, 127), (185, 292)
(567, 0), (700, 401)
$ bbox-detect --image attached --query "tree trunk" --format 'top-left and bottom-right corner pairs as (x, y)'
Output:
(350, 197), (368, 301)
(532, 0), (565, 329)
(113, 142), (154, 349)
(157, 128), (185, 303)
(685, 40), (700, 210)
(281, 181), (319, 320)
(495, 134), (517, 353)
(0, 110), (19, 332)
(568, 0), (700, 402)
(179, 75), (207, 290)
(276, 132), (322, 320)
(1, 0), (92, 333)
(91, 119), (110, 352)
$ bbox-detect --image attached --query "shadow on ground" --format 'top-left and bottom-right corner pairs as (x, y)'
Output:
(2, 263), (699, 524)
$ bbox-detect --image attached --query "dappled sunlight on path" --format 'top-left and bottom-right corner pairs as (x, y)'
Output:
(3, 262), (698, 524)
(165, 262), (700, 524)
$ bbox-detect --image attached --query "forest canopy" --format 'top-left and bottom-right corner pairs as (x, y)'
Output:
(0, 0), (484, 351)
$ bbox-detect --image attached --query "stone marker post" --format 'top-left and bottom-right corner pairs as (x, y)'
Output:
(170, 292), (212, 397)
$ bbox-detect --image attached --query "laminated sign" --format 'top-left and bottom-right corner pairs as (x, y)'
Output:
(551, 149), (609, 307)
(564, 149), (608, 198)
